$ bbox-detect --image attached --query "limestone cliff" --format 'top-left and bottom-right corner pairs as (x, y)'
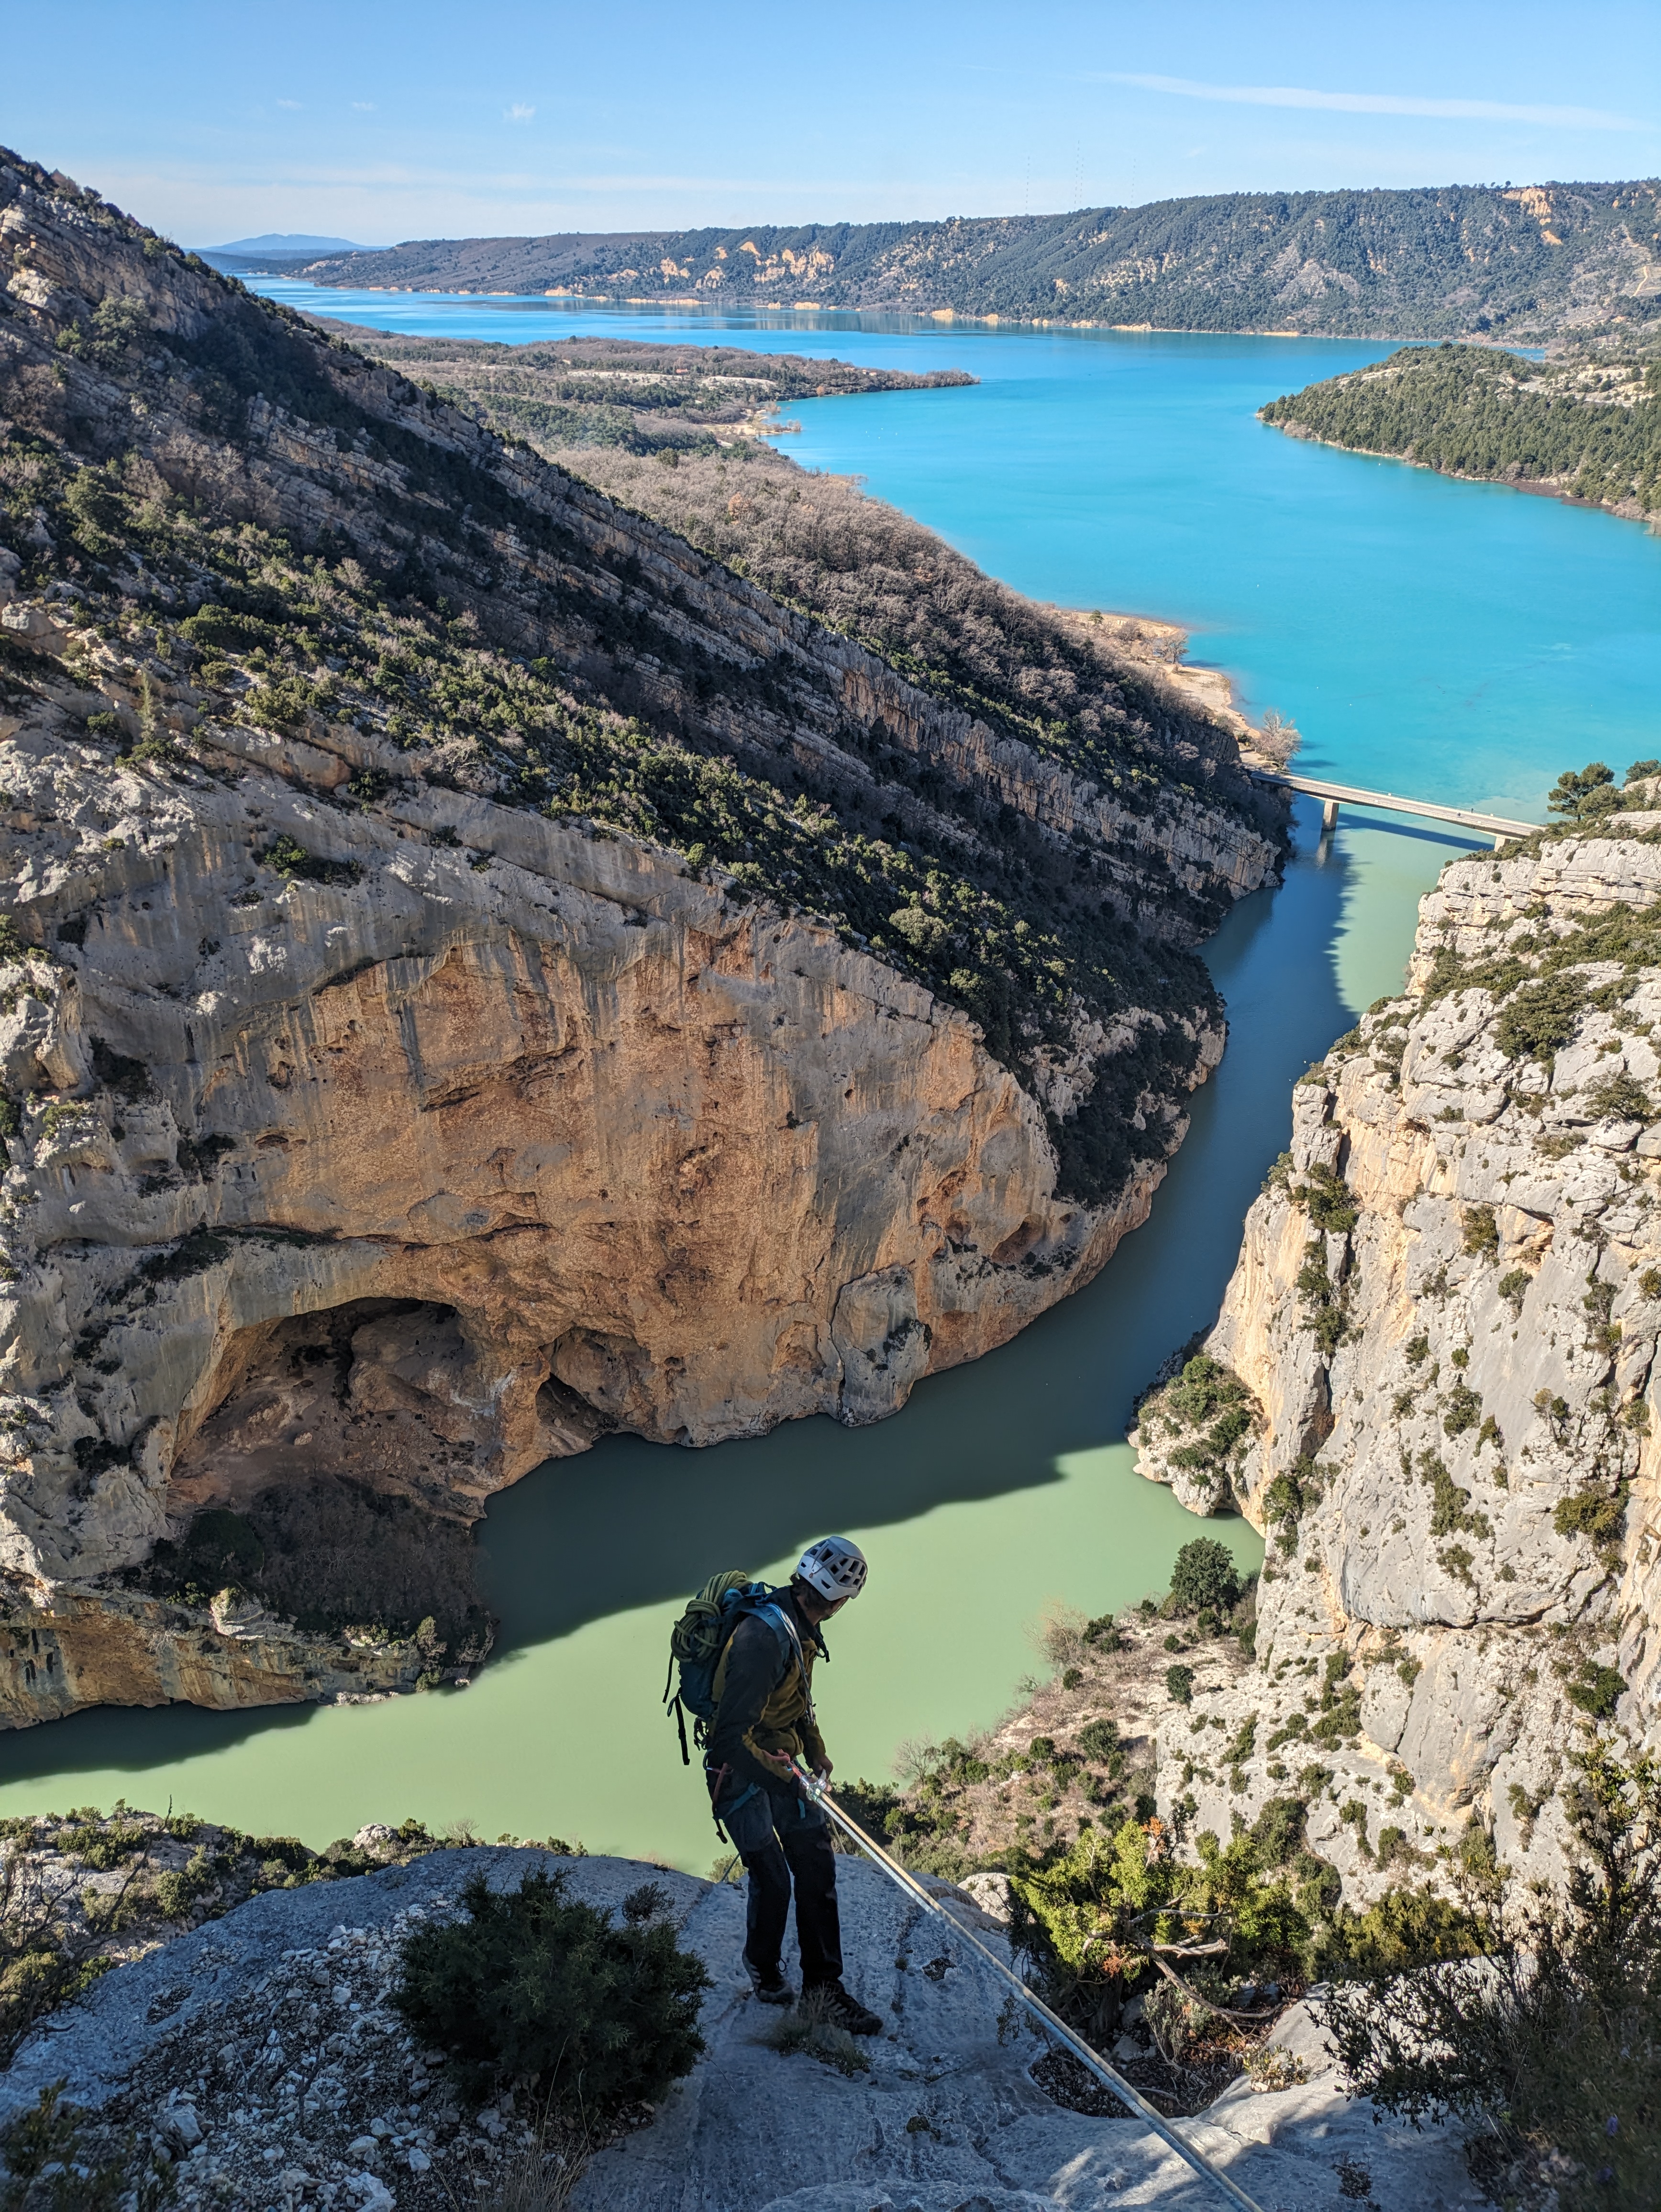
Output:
(0, 150), (1282, 1727)
(1138, 792), (1661, 1898)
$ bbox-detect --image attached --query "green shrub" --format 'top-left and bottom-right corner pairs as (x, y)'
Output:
(1495, 972), (1586, 1065)
(1567, 1664), (1626, 1720)
(1322, 1747), (1661, 2208)
(1584, 1070), (1653, 1123)
(180, 607), (277, 654)
(1291, 1163), (1359, 1234)
(1296, 1236), (1348, 1355)
(255, 834), (361, 887)
(1008, 1796), (1340, 2042)
(391, 1867), (709, 2108)
(1555, 1489), (1628, 1548)
(1165, 1664), (1195, 1705)
(1076, 1719), (1120, 1765)
(154, 1848), (216, 1922)
(1318, 1886), (1486, 1977)
(1169, 1537), (1241, 1617)
(0, 2085), (171, 2212)
(1461, 1205), (1498, 1257)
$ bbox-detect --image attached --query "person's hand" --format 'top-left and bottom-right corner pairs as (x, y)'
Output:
(815, 1757), (834, 1782)
(759, 1747), (795, 1776)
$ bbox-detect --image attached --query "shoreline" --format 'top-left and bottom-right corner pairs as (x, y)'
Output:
(248, 276), (1522, 348)
(1264, 416), (1657, 525)
(1053, 603), (1266, 753)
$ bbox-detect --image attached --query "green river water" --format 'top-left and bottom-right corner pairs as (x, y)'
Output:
(1, 295), (1655, 1869)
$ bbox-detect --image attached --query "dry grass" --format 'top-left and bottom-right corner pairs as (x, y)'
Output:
(753, 1986), (873, 2078)
(456, 2110), (592, 2212)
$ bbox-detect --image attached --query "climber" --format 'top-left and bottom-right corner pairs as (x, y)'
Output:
(705, 1535), (883, 2034)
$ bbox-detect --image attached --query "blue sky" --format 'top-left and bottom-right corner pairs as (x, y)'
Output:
(3, 0), (1657, 245)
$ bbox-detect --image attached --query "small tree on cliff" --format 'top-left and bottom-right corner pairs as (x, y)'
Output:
(1169, 1537), (1241, 1618)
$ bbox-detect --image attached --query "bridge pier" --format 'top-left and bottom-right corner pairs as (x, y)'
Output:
(1322, 797), (1340, 830)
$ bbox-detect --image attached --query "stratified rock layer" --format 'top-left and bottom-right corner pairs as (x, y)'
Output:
(1139, 813), (1661, 1896)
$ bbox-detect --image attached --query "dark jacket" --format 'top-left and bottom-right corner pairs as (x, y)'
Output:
(706, 1589), (827, 1794)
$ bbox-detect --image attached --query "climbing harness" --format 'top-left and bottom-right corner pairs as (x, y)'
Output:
(789, 1758), (1269, 2212)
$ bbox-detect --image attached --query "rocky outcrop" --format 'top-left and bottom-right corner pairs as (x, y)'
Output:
(0, 150), (1284, 1728)
(0, 1844), (1472, 2210)
(0, 710), (1186, 1724)
(1138, 804), (1661, 1898)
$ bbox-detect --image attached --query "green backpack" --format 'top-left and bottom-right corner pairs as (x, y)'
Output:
(664, 1569), (798, 1764)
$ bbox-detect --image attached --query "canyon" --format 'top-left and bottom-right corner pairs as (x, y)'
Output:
(0, 149), (1281, 1728)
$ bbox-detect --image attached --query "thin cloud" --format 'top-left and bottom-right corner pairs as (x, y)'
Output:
(505, 102), (536, 123)
(275, 99), (302, 111)
(351, 101), (377, 113)
(1096, 71), (1639, 130)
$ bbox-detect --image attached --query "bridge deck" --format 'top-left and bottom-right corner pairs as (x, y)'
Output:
(1251, 771), (1540, 842)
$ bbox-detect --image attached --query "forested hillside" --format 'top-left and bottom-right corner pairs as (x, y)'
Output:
(317, 325), (971, 453)
(332, 321), (1226, 848)
(1261, 340), (1661, 516)
(283, 181), (1661, 340)
(0, 145), (1279, 1215)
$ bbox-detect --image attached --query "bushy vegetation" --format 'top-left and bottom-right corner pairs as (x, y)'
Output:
(1324, 1748), (1661, 2209)
(332, 329), (972, 458)
(1169, 1537), (1241, 1616)
(1010, 1794), (1482, 2053)
(391, 1869), (709, 2108)
(0, 1803), (487, 2067)
(1263, 342), (1661, 515)
(1139, 1360), (1260, 1502)
(300, 183), (1661, 340)
(0, 2086), (171, 2212)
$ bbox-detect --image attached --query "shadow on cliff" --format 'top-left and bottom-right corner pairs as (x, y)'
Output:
(0, 802), (1478, 1798)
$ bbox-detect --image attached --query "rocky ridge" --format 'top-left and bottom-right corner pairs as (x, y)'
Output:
(0, 147), (1282, 1728)
(0, 1844), (1475, 2211)
(288, 183), (1661, 342)
(1136, 784), (1661, 1898)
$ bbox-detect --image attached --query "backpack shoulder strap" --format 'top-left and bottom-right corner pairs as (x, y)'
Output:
(752, 1599), (805, 1672)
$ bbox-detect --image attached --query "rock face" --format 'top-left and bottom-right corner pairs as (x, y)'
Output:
(0, 149), (1284, 1727)
(1138, 806), (1661, 1897)
(0, 1845), (1474, 2210)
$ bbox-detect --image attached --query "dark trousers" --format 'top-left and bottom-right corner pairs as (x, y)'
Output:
(720, 1775), (842, 1987)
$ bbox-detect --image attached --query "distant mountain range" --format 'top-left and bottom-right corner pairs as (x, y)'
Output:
(286, 183), (1661, 340)
(210, 232), (375, 253)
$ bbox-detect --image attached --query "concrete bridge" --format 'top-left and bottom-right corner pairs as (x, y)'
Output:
(1251, 770), (1541, 848)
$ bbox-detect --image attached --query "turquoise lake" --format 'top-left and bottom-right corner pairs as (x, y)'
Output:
(0, 289), (1653, 1868)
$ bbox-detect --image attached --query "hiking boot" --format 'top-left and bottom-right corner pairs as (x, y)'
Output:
(812, 1980), (883, 2035)
(743, 1952), (794, 2005)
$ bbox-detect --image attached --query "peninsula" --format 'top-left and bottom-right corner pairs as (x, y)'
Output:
(1262, 338), (1661, 519)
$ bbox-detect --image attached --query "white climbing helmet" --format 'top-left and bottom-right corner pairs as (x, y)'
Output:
(795, 1535), (868, 1603)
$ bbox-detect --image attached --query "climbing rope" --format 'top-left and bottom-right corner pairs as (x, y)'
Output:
(790, 1760), (1269, 2212)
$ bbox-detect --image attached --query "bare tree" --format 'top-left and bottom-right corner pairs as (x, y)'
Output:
(1255, 709), (1302, 766)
